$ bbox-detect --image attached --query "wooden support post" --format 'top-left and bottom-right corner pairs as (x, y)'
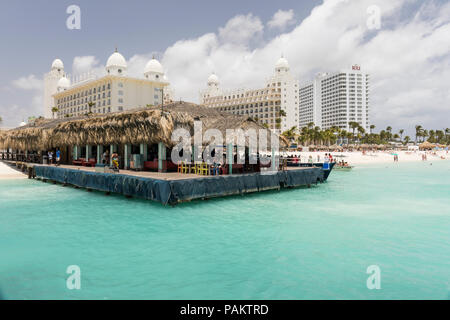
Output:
(124, 144), (131, 170)
(110, 145), (116, 166)
(158, 142), (166, 173)
(97, 145), (103, 164)
(227, 143), (233, 175)
(140, 143), (148, 161)
(271, 148), (276, 172)
(86, 145), (92, 161)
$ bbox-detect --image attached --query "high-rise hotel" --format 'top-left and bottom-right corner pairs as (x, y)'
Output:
(200, 57), (300, 134)
(299, 65), (370, 132)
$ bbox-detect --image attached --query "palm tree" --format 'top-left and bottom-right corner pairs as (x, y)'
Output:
(282, 126), (297, 142)
(0, 116), (3, 127)
(415, 125), (423, 144)
(428, 130), (436, 143)
(88, 101), (95, 114)
(423, 129), (429, 142)
(349, 122), (359, 142)
(370, 124), (376, 134)
(279, 109), (287, 117)
(404, 136), (411, 145)
(399, 129), (404, 141)
(386, 126), (392, 141)
(51, 107), (59, 119)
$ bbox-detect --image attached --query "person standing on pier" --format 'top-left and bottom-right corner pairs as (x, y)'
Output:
(56, 149), (61, 167)
(102, 149), (110, 165)
(48, 151), (53, 165)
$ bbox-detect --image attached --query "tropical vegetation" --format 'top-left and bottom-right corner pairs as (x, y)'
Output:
(281, 122), (450, 146)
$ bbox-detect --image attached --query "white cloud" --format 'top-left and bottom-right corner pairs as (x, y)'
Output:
(12, 74), (43, 91)
(268, 9), (295, 29)
(160, 0), (450, 133)
(4, 0), (450, 133)
(72, 56), (103, 76)
(218, 13), (264, 45)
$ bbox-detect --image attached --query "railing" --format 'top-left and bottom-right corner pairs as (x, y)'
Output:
(1, 152), (42, 163)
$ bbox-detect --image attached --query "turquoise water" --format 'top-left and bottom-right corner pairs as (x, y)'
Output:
(0, 161), (449, 300)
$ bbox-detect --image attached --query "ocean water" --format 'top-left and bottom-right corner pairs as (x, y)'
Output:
(0, 161), (449, 300)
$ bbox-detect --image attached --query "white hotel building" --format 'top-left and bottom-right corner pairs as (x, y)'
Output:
(200, 57), (300, 134)
(43, 50), (173, 119)
(299, 65), (370, 132)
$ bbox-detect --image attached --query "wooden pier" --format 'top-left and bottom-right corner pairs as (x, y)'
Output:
(14, 163), (332, 206)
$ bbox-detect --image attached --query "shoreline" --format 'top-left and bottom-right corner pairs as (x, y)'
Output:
(0, 161), (27, 180)
(1, 150), (448, 180)
(290, 150), (449, 165)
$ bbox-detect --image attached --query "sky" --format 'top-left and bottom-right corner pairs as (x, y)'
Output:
(0, 0), (449, 136)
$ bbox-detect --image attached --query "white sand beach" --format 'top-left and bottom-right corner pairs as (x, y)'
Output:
(0, 161), (26, 179)
(296, 150), (449, 165)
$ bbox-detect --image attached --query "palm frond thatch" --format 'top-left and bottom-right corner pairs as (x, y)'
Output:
(0, 102), (286, 151)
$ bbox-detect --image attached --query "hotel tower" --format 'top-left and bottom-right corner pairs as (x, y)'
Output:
(200, 57), (300, 134)
(299, 65), (370, 132)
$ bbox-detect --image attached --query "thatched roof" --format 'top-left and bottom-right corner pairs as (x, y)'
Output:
(0, 101), (286, 151)
(419, 141), (435, 150)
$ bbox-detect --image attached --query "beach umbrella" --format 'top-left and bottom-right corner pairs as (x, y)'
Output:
(419, 141), (435, 150)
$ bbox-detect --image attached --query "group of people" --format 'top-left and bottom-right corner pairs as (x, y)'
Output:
(47, 150), (61, 166)
(287, 153), (335, 165)
(337, 160), (350, 167)
(101, 149), (120, 172)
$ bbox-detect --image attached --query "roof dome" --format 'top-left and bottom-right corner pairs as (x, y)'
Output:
(52, 59), (64, 70)
(275, 57), (290, 70)
(57, 76), (71, 90)
(144, 58), (164, 75)
(106, 51), (127, 69)
(208, 73), (219, 85)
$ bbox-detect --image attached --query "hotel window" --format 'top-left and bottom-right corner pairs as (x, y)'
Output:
(118, 98), (123, 103)
(118, 90), (123, 96)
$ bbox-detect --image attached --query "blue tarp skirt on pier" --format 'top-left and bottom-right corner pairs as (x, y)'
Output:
(34, 166), (325, 205)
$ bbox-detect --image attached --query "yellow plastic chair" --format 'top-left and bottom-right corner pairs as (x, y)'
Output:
(199, 162), (209, 176)
(190, 162), (199, 174)
(183, 162), (189, 174)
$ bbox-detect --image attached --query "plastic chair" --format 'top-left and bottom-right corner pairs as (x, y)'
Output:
(182, 162), (189, 174)
(199, 162), (209, 176)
